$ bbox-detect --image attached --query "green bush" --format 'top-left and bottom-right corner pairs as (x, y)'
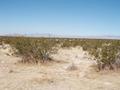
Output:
(60, 38), (120, 71)
(2, 36), (120, 70)
(89, 44), (120, 70)
(7, 37), (58, 63)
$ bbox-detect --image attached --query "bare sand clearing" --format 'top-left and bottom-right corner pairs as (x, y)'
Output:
(0, 45), (120, 90)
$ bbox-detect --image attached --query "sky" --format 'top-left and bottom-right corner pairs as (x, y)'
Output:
(0, 0), (120, 36)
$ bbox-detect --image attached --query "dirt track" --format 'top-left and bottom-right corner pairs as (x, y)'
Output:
(0, 46), (120, 90)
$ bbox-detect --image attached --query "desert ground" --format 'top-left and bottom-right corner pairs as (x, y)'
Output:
(0, 45), (120, 90)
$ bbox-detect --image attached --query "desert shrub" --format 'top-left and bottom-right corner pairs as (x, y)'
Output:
(0, 37), (5, 45)
(0, 38), (2, 45)
(60, 38), (120, 71)
(90, 43), (120, 71)
(8, 37), (58, 63)
(61, 39), (85, 48)
(61, 40), (73, 48)
(2, 36), (120, 70)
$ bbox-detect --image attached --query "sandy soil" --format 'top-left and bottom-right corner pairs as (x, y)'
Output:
(0, 46), (120, 90)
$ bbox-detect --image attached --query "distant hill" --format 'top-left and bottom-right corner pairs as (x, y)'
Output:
(0, 34), (120, 40)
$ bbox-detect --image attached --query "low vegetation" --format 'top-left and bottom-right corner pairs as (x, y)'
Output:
(0, 36), (120, 71)
(1, 37), (58, 63)
(61, 39), (120, 71)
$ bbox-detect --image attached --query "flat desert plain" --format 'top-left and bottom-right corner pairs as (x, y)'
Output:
(0, 46), (120, 90)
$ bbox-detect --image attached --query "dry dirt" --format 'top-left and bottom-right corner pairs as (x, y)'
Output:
(0, 46), (120, 90)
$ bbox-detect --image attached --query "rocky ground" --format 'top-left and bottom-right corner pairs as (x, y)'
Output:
(0, 45), (120, 90)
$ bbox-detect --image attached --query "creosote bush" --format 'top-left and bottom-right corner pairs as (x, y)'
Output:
(60, 38), (120, 71)
(1, 36), (120, 70)
(3, 37), (58, 63)
(91, 46), (119, 70)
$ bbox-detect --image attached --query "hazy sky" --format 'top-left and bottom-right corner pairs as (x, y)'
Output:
(0, 0), (120, 36)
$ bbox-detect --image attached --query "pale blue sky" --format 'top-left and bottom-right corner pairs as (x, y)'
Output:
(0, 0), (120, 36)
